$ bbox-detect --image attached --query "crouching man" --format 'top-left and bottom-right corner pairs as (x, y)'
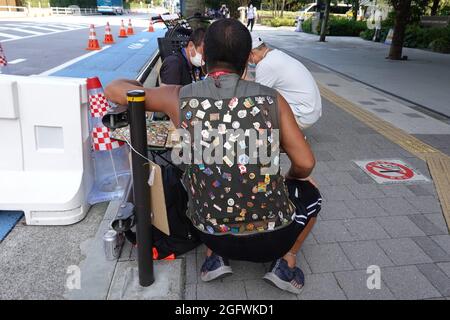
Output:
(105, 19), (321, 294)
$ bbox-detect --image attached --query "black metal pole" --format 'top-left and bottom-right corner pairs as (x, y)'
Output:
(127, 90), (154, 287)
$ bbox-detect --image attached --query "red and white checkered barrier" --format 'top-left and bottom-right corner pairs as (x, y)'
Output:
(89, 92), (110, 118)
(0, 44), (7, 67)
(92, 126), (125, 151)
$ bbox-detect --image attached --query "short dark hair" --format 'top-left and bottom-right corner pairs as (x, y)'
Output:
(189, 27), (206, 47)
(204, 19), (251, 76)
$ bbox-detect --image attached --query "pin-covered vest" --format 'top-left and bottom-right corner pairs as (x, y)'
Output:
(178, 74), (295, 235)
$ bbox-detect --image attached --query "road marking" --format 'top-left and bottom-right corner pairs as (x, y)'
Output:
(8, 58), (26, 64)
(0, 25), (89, 43)
(4, 28), (44, 35)
(39, 45), (111, 76)
(18, 25), (62, 32)
(0, 31), (20, 39)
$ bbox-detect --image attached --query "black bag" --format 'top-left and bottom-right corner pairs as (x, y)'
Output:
(152, 164), (201, 259)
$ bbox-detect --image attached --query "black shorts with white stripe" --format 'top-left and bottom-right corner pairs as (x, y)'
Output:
(285, 178), (322, 227)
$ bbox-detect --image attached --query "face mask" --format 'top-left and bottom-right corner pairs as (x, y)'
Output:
(190, 48), (204, 67)
(248, 62), (256, 68)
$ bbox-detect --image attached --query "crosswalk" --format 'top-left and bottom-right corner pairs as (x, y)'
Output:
(0, 22), (89, 42)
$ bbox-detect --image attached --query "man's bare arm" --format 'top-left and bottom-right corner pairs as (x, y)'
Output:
(277, 93), (315, 179)
(105, 79), (182, 126)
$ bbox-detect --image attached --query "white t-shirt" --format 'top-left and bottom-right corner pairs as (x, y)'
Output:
(255, 49), (322, 125)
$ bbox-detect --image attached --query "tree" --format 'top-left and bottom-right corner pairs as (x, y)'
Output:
(431, 0), (441, 15)
(387, 0), (412, 60)
(351, 0), (359, 20)
(319, 0), (331, 42)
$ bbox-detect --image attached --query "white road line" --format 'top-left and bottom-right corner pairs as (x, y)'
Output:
(0, 26), (89, 43)
(44, 24), (78, 30)
(8, 58), (26, 64)
(39, 45), (111, 76)
(3, 28), (44, 35)
(0, 31), (20, 39)
(18, 25), (62, 32)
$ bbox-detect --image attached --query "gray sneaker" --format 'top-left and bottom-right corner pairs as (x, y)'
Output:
(200, 253), (233, 282)
(263, 258), (305, 294)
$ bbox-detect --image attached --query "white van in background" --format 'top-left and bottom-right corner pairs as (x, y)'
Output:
(298, 2), (353, 20)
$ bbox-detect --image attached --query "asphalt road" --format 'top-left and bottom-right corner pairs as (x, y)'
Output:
(0, 14), (155, 75)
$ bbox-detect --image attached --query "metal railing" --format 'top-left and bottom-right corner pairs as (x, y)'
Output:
(51, 7), (98, 16)
(0, 5), (27, 12)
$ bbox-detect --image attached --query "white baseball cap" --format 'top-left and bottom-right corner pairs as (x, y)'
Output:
(251, 36), (264, 50)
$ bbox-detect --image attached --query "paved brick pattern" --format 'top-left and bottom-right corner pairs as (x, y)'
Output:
(183, 73), (450, 301)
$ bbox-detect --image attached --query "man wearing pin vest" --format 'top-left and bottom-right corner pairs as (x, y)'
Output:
(106, 19), (322, 294)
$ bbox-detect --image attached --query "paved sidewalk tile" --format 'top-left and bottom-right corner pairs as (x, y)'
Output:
(323, 160), (357, 172)
(437, 262), (450, 278)
(324, 172), (359, 186)
(374, 197), (418, 215)
(348, 169), (376, 184)
(296, 250), (313, 275)
(185, 284), (196, 300)
(411, 237), (450, 262)
(298, 273), (347, 300)
(379, 185), (416, 198)
(347, 184), (385, 200)
(405, 196), (443, 214)
(244, 279), (298, 300)
(344, 218), (390, 241)
(185, 253), (198, 285)
(431, 235), (450, 255)
(377, 238), (433, 265)
(302, 243), (354, 273)
(312, 220), (356, 243)
(423, 213), (449, 234)
(406, 185), (433, 197)
(382, 265), (442, 299)
(334, 269), (394, 300)
(375, 216), (426, 238)
(416, 264), (450, 297)
(196, 280), (247, 300)
(340, 241), (394, 269)
(345, 199), (389, 218)
(319, 200), (355, 220)
(409, 214), (448, 235)
(320, 186), (357, 201)
(227, 261), (267, 281)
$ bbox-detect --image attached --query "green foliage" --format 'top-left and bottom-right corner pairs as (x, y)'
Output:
(302, 17), (312, 33)
(326, 16), (367, 36)
(360, 28), (375, 40)
(268, 17), (297, 27)
(429, 37), (450, 53)
(403, 24), (450, 51)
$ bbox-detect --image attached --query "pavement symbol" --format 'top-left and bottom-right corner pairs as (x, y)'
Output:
(353, 159), (429, 184)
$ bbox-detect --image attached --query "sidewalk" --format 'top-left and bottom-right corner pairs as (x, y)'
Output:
(253, 27), (450, 118)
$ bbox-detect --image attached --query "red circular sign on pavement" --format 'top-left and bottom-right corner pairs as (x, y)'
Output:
(365, 160), (414, 180)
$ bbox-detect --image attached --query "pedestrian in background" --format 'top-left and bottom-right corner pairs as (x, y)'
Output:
(246, 3), (257, 32)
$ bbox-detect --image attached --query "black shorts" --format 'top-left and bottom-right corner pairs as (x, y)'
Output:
(194, 179), (322, 263)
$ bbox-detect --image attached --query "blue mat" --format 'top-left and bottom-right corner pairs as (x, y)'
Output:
(51, 29), (165, 85)
(0, 211), (24, 241)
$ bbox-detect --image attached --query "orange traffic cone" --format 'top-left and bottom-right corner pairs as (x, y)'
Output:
(86, 24), (101, 51)
(118, 20), (127, 38)
(0, 44), (7, 67)
(127, 19), (134, 35)
(147, 20), (154, 32)
(103, 22), (115, 44)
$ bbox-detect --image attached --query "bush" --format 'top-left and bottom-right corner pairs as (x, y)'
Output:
(265, 17), (297, 27)
(360, 28), (375, 40)
(302, 18), (312, 33)
(327, 16), (367, 36)
(404, 25), (450, 51)
(429, 37), (450, 53)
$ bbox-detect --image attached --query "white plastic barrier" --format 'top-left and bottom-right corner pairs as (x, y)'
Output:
(0, 75), (93, 225)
